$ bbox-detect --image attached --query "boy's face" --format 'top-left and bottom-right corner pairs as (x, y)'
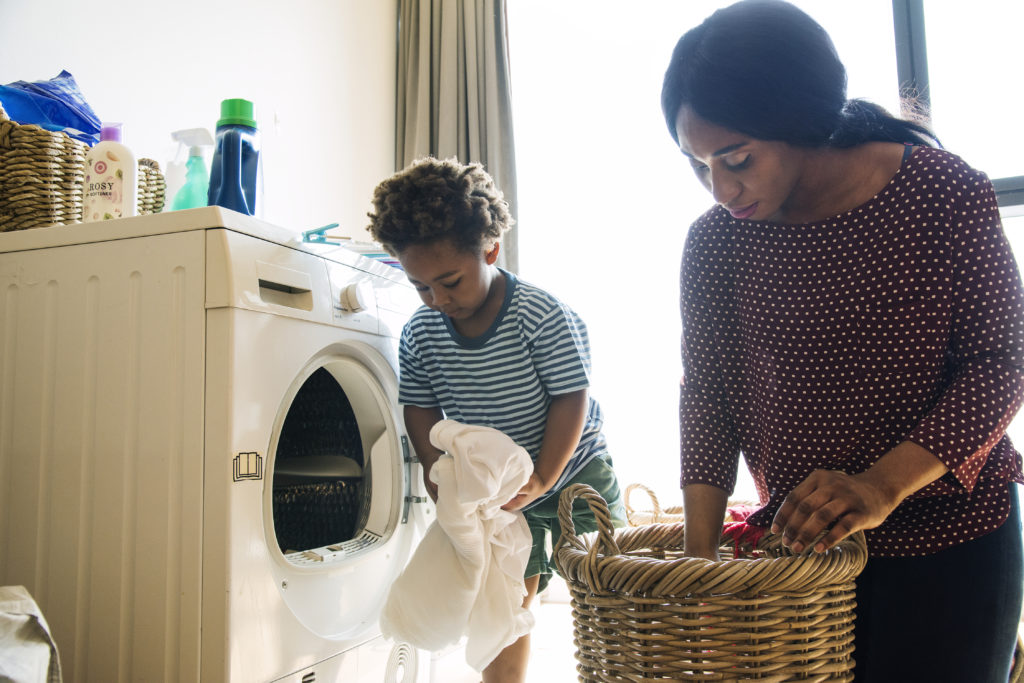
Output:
(398, 238), (500, 322)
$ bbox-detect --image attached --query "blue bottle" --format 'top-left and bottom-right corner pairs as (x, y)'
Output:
(207, 98), (261, 216)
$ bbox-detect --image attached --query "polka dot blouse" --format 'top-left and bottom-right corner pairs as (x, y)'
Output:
(678, 146), (1024, 557)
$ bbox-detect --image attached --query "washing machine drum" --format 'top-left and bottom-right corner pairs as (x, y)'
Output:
(266, 349), (414, 639)
(272, 367), (367, 553)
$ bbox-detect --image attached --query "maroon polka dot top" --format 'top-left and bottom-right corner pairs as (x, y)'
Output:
(678, 146), (1024, 557)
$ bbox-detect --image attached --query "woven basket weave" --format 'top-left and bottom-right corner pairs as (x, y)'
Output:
(136, 157), (166, 216)
(0, 102), (164, 231)
(0, 101), (87, 231)
(555, 483), (869, 681)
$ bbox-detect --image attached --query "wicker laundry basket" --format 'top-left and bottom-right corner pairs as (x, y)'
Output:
(136, 157), (166, 216)
(625, 483), (756, 528)
(0, 102), (164, 231)
(0, 101), (88, 231)
(555, 483), (869, 681)
(624, 483), (685, 526)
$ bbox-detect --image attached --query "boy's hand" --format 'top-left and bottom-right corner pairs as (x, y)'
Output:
(501, 472), (547, 511)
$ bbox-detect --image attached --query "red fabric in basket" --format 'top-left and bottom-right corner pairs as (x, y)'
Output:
(721, 504), (767, 557)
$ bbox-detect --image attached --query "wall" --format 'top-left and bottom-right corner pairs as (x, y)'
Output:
(0, 0), (398, 239)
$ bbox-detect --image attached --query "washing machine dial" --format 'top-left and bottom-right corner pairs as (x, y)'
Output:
(339, 282), (369, 312)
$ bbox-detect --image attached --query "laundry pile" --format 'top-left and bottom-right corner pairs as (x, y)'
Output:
(380, 419), (534, 671)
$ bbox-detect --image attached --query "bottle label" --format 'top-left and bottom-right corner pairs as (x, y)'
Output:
(84, 151), (127, 220)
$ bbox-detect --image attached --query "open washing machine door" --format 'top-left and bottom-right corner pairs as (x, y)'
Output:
(263, 341), (428, 641)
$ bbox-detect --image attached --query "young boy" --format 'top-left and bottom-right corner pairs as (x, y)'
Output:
(367, 157), (625, 683)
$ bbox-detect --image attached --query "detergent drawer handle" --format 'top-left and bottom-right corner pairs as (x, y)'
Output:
(256, 260), (314, 311)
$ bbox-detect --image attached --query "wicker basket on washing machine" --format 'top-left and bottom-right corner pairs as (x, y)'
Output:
(0, 101), (88, 230)
(0, 102), (165, 230)
(554, 483), (869, 681)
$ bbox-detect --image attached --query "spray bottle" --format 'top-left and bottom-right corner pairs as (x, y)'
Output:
(169, 128), (214, 211)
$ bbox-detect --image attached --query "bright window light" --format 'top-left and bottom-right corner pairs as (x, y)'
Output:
(925, 4), (1024, 180)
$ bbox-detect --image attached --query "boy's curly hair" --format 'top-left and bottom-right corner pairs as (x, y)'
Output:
(367, 157), (513, 256)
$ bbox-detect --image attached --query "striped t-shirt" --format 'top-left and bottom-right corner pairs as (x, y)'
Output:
(398, 269), (608, 508)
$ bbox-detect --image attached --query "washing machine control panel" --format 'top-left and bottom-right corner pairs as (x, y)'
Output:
(326, 262), (382, 334)
(339, 281), (372, 313)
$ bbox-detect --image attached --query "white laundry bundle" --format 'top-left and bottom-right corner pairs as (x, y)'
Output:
(0, 585), (63, 683)
(379, 419), (535, 671)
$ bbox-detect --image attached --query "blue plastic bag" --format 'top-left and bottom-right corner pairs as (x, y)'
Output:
(0, 70), (101, 145)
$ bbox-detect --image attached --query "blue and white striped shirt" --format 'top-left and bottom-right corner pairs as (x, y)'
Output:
(398, 269), (608, 508)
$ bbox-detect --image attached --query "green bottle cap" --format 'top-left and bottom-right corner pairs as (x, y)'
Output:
(217, 98), (257, 129)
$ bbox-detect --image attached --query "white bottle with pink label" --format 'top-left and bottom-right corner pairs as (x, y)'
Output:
(82, 122), (137, 222)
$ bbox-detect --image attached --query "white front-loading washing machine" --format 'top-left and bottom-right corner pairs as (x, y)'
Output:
(0, 207), (439, 682)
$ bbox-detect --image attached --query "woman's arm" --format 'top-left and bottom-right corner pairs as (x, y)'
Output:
(677, 216), (745, 556)
(502, 389), (588, 511)
(683, 483), (730, 560)
(775, 165), (1024, 552)
(404, 404), (445, 501)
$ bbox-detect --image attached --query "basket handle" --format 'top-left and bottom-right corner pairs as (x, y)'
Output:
(554, 483), (621, 558)
(624, 482), (662, 522)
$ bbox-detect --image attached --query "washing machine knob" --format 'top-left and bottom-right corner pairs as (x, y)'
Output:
(340, 282), (369, 312)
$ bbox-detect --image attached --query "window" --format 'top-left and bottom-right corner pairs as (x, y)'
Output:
(896, 0), (1024, 207)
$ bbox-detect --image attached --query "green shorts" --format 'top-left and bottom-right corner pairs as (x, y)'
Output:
(522, 454), (626, 593)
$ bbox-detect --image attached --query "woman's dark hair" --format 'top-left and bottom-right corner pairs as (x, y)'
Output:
(660, 0), (938, 148)
(366, 157), (513, 256)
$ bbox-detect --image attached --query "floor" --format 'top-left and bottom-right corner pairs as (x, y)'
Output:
(429, 576), (578, 682)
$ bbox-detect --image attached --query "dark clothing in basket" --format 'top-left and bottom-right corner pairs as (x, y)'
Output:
(678, 147), (1024, 557)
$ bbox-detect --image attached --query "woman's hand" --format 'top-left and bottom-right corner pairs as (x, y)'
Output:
(771, 441), (949, 553)
(770, 469), (897, 553)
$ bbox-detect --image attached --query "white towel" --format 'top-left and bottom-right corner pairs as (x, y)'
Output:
(380, 419), (535, 671)
(0, 585), (63, 683)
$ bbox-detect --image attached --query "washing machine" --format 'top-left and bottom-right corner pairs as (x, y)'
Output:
(0, 207), (441, 682)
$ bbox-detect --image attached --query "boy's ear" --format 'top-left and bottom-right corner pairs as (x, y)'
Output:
(484, 242), (501, 265)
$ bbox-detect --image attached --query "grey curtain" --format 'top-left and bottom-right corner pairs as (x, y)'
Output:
(396, 0), (519, 272)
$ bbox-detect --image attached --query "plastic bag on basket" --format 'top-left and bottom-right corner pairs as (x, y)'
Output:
(0, 70), (101, 144)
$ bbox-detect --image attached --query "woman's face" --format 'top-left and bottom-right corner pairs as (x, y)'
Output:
(674, 105), (807, 222)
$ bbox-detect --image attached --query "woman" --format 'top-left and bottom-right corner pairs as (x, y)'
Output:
(661, 1), (1024, 680)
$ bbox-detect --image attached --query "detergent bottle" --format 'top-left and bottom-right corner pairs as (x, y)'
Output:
(170, 128), (213, 211)
(207, 98), (262, 216)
